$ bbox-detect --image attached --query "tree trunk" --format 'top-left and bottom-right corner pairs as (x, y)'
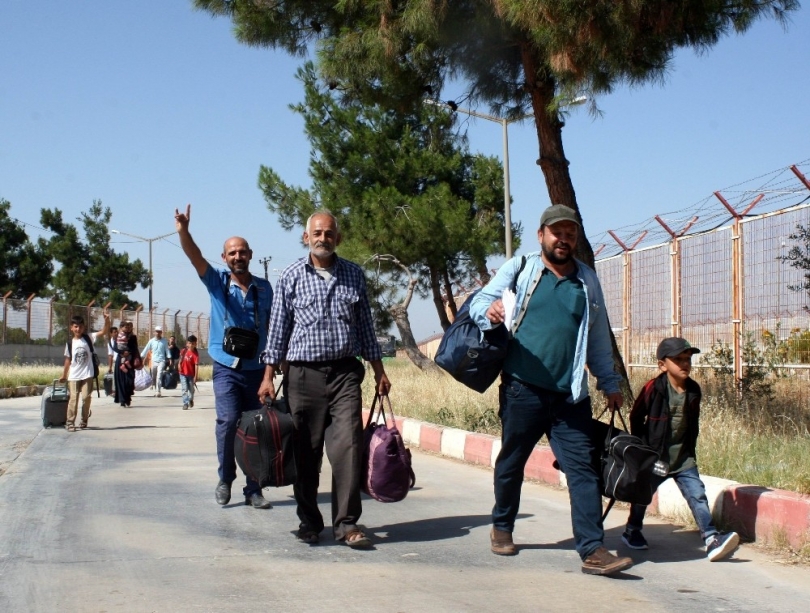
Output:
(429, 266), (452, 331)
(519, 42), (631, 401)
(442, 266), (457, 319)
(389, 301), (442, 372)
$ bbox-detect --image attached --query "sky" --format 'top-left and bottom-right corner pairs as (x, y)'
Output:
(2, 1), (809, 342)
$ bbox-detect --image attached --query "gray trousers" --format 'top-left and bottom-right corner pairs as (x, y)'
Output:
(287, 357), (366, 539)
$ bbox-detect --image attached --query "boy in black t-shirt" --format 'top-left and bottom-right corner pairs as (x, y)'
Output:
(622, 337), (739, 561)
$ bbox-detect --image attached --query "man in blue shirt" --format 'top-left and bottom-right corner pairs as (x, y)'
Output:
(470, 204), (633, 576)
(175, 204), (274, 509)
(259, 210), (390, 548)
(141, 325), (169, 397)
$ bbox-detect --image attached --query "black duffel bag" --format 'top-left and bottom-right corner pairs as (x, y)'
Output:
(600, 408), (659, 515)
(234, 394), (297, 488)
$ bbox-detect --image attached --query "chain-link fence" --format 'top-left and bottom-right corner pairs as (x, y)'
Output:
(1, 298), (209, 354)
(597, 202), (810, 377)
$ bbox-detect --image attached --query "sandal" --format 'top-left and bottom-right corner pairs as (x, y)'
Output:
(296, 528), (320, 544)
(66, 424), (76, 432)
(344, 529), (372, 549)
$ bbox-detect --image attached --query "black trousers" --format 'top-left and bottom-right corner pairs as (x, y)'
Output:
(287, 357), (366, 539)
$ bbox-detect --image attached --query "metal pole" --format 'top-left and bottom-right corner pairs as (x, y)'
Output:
(148, 239), (153, 313)
(502, 118), (513, 260)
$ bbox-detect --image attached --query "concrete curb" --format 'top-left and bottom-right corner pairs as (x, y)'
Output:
(364, 409), (810, 550)
(0, 385), (47, 399)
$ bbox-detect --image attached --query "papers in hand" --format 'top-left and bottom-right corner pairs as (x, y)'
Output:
(502, 288), (517, 332)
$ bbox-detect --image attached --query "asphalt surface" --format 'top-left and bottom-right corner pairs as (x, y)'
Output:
(1, 383), (808, 613)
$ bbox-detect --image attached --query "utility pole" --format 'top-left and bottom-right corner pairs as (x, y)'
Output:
(259, 256), (272, 280)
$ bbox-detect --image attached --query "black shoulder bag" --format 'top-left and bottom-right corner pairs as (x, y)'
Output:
(222, 275), (261, 361)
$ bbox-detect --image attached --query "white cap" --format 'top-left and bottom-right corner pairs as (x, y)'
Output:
(154, 326), (162, 332)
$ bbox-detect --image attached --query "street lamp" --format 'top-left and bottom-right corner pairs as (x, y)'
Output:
(428, 96), (586, 259)
(111, 229), (174, 312)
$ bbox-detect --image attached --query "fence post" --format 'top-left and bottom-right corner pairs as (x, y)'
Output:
(86, 300), (95, 330)
(655, 216), (698, 338)
(26, 294), (36, 344)
(608, 230), (646, 370)
(2, 291), (12, 344)
(48, 297), (57, 344)
(714, 191), (763, 382)
(186, 311), (193, 342)
(135, 305), (143, 340)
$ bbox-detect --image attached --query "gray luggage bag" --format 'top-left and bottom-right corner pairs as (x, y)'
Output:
(41, 379), (69, 428)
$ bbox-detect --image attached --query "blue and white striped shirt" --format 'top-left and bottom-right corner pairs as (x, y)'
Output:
(262, 255), (382, 364)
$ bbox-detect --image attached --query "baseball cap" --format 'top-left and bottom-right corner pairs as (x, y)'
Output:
(154, 325), (162, 332)
(540, 204), (581, 228)
(656, 337), (700, 360)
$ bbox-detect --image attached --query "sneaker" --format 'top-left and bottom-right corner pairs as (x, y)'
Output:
(189, 399), (194, 408)
(490, 528), (517, 556)
(581, 547), (634, 576)
(156, 391), (162, 398)
(621, 528), (649, 550)
(182, 403), (189, 410)
(706, 532), (740, 561)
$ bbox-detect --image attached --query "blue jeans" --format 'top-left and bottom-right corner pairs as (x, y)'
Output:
(212, 362), (264, 497)
(493, 375), (604, 559)
(180, 374), (195, 406)
(627, 466), (717, 540)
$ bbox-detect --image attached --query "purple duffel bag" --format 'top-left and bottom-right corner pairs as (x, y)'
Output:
(362, 394), (415, 503)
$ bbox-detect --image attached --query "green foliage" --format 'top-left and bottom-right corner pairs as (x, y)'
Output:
(780, 223), (810, 309)
(38, 201), (150, 306)
(0, 199), (52, 297)
(3, 327), (31, 344)
(194, 1), (797, 238)
(258, 63), (518, 326)
(703, 328), (796, 417)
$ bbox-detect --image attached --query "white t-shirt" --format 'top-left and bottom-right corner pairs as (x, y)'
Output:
(64, 332), (99, 381)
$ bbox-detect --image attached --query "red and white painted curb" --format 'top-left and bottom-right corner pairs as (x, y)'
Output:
(364, 410), (810, 550)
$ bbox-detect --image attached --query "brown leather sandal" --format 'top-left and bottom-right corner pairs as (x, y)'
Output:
(344, 529), (372, 549)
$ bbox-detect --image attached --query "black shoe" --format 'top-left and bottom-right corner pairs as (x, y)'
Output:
(245, 492), (272, 509)
(621, 528), (649, 550)
(215, 480), (231, 505)
(706, 532), (740, 561)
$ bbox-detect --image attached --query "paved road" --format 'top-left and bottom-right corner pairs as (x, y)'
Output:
(1, 384), (808, 612)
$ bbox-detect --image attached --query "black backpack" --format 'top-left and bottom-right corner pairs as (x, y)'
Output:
(234, 395), (297, 488)
(66, 334), (101, 397)
(434, 257), (526, 393)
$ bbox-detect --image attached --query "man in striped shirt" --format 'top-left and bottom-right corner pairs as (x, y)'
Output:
(260, 210), (391, 549)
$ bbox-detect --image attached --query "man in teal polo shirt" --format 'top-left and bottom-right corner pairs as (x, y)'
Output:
(470, 204), (633, 576)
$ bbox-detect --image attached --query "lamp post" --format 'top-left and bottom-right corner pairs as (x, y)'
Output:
(111, 229), (174, 312)
(428, 97), (586, 259)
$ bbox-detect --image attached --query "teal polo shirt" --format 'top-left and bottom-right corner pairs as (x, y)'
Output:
(503, 267), (586, 392)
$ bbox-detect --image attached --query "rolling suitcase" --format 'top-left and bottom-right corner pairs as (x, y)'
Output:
(103, 373), (114, 396)
(41, 379), (69, 428)
(161, 368), (179, 390)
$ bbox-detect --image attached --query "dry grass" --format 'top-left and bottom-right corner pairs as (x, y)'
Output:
(361, 358), (810, 495)
(0, 362), (214, 388)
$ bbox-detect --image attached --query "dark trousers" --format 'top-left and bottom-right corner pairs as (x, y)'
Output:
(212, 362), (263, 497)
(493, 375), (604, 559)
(287, 357), (365, 539)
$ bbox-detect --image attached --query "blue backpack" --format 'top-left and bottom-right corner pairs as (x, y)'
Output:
(434, 257), (525, 393)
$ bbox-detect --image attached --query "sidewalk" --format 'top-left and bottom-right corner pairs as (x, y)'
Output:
(378, 410), (810, 552)
(0, 384), (808, 612)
